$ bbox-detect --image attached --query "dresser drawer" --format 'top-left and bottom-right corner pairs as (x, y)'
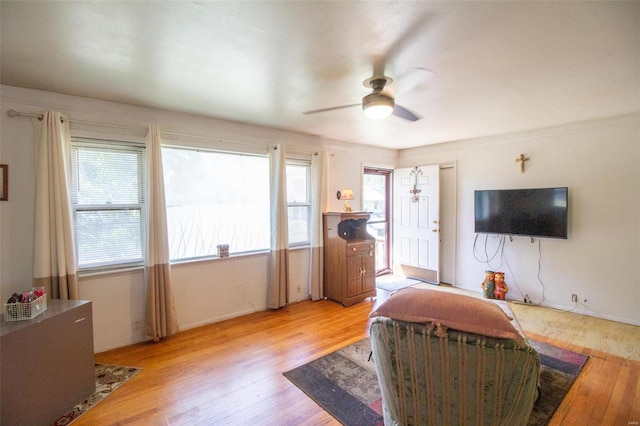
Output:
(347, 241), (375, 256)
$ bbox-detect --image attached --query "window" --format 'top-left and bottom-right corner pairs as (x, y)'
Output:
(162, 147), (270, 260)
(71, 138), (146, 271)
(286, 162), (311, 246)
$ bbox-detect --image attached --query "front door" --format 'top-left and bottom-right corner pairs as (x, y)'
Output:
(393, 165), (440, 283)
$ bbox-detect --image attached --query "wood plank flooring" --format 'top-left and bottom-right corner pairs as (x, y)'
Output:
(79, 291), (639, 426)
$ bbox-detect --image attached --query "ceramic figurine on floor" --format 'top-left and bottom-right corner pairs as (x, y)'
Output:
(481, 270), (495, 299)
(494, 272), (509, 300)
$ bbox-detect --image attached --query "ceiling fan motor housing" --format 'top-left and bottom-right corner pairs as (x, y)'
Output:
(362, 77), (395, 119)
(362, 92), (395, 116)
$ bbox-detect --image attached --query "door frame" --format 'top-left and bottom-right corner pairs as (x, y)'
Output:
(361, 164), (393, 276)
(389, 162), (457, 285)
(438, 162), (457, 286)
(392, 164), (440, 283)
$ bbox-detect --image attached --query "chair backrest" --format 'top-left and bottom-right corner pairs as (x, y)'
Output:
(370, 317), (540, 426)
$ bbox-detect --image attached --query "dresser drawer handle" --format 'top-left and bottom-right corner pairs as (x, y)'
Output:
(75, 317), (87, 323)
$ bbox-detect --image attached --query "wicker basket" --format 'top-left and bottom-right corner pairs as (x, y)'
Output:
(4, 295), (47, 321)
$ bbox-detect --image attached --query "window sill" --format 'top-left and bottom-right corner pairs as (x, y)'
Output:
(78, 245), (313, 276)
(170, 245), (311, 266)
(170, 249), (270, 266)
(78, 265), (144, 279)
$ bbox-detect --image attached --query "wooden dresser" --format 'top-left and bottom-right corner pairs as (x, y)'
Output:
(323, 212), (376, 306)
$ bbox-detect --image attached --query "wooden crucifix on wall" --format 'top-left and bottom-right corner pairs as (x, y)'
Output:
(515, 154), (530, 173)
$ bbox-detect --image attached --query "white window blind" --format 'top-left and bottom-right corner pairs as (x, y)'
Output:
(71, 139), (146, 270)
(286, 162), (311, 246)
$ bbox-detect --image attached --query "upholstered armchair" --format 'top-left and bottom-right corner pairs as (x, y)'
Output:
(369, 288), (540, 425)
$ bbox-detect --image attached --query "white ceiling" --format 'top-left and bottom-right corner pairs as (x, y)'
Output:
(1, 1), (638, 149)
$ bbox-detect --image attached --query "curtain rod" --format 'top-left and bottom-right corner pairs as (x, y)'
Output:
(7, 108), (319, 155)
(286, 147), (319, 156)
(158, 131), (318, 156)
(6, 109), (144, 131)
(160, 130), (269, 151)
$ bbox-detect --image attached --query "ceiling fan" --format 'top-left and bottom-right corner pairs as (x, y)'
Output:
(303, 74), (422, 122)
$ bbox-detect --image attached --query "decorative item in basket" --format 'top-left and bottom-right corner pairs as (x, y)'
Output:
(4, 288), (47, 321)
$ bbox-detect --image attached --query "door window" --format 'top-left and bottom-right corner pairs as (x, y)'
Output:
(363, 168), (391, 274)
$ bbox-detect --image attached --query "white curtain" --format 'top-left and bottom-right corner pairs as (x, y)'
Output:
(268, 144), (289, 309)
(309, 151), (327, 300)
(32, 110), (79, 300)
(144, 125), (178, 341)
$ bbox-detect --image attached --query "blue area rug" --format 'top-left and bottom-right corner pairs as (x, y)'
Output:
(284, 338), (588, 426)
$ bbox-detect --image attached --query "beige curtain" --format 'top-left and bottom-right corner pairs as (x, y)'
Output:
(268, 144), (289, 309)
(309, 152), (327, 300)
(32, 110), (79, 300)
(144, 125), (178, 341)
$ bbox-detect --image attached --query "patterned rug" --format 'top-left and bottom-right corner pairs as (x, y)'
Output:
(284, 338), (588, 426)
(375, 274), (423, 292)
(51, 364), (142, 425)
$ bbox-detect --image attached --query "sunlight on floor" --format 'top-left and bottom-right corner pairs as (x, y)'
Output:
(410, 282), (640, 361)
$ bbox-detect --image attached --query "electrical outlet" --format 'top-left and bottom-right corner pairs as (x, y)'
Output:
(571, 294), (578, 303)
(132, 319), (141, 331)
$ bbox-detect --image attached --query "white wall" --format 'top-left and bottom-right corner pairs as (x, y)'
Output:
(0, 85), (398, 352)
(3, 83), (636, 351)
(398, 115), (640, 326)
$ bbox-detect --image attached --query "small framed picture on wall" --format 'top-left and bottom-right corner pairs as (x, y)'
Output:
(0, 164), (8, 201)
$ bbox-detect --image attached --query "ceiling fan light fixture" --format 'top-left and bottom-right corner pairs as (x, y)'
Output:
(362, 93), (394, 119)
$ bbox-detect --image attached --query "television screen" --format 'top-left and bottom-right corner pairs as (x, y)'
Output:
(474, 187), (568, 239)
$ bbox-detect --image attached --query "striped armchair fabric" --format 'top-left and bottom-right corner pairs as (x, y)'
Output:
(370, 317), (540, 425)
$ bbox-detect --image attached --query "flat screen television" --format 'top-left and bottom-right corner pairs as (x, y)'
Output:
(474, 187), (568, 239)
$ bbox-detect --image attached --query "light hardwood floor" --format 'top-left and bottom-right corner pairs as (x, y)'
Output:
(82, 288), (639, 426)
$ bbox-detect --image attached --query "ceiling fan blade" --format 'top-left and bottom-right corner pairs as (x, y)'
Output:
(395, 67), (435, 95)
(393, 104), (421, 122)
(302, 104), (360, 115)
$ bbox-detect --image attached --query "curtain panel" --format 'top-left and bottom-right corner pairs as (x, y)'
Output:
(144, 125), (178, 341)
(32, 110), (79, 300)
(268, 144), (289, 309)
(309, 152), (327, 300)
